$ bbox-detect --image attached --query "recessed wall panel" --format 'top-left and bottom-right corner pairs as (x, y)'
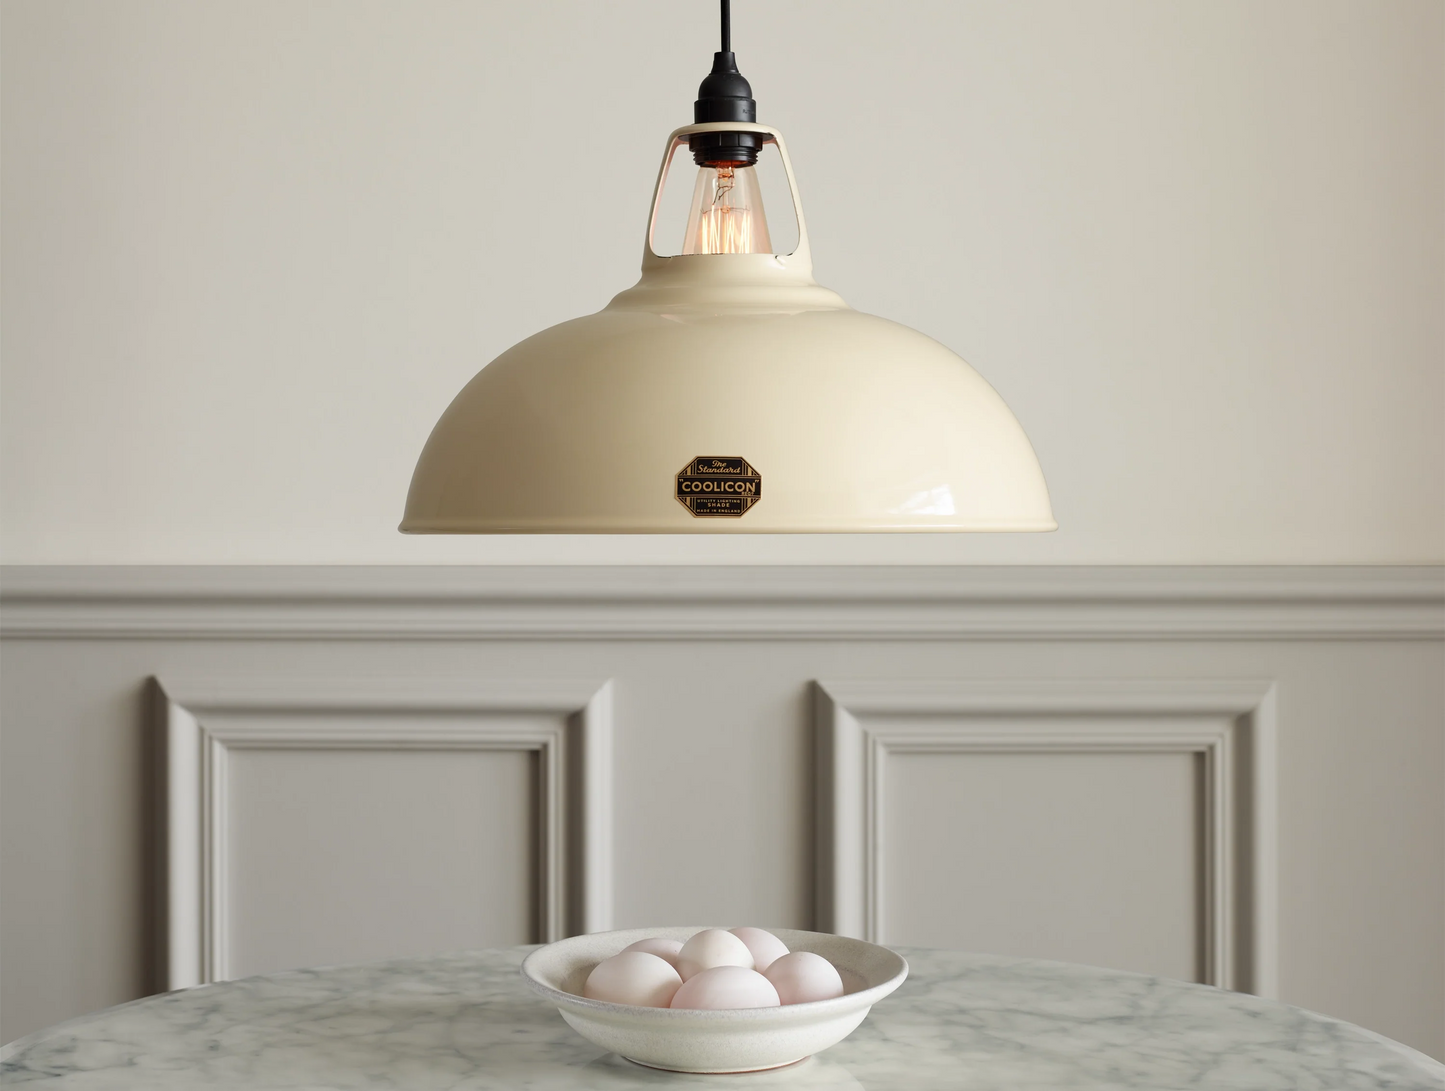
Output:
(226, 745), (536, 979)
(882, 747), (1201, 981)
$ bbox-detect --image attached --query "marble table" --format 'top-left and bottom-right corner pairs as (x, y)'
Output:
(3, 946), (1441, 1089)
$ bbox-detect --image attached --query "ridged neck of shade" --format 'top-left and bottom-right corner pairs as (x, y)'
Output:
(606, 252), (847, 315)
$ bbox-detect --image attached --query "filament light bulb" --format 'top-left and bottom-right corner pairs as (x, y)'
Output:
(683, 162), (772, 255)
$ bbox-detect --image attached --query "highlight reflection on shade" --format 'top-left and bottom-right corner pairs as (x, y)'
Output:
(892, 485), (957, 516)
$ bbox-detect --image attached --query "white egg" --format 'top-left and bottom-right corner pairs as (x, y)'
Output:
(582, 951), (682, 1008)
(728, 927), (789, 972)
(676, 928), (754, 981)
(669, 966), (781, 1010)
(621, 937), (683, 969)
(764, 951), (845, 1005)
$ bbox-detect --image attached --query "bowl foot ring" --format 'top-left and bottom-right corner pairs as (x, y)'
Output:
(622, 1054), (812, 1075)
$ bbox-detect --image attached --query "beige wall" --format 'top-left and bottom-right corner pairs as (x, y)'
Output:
(2, 0), (1442, 565)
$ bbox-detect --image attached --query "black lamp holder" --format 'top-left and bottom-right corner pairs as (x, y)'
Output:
(689, 0), (763, 167)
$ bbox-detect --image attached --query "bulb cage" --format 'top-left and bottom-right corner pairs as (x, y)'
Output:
(646, 123), (809, 266)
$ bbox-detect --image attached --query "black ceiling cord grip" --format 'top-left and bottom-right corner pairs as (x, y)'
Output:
(690, 0), (763, 167)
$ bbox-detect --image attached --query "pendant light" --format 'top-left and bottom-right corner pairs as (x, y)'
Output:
(401, 2), (1054, 534)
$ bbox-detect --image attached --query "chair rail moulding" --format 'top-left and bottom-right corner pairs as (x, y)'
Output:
(2, 566), (1441, 642)
(812, 679), (1279, 998)
(153, 676), (613, 990)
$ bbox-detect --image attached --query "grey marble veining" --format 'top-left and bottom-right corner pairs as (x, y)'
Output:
(3, 947), (1441, 1089)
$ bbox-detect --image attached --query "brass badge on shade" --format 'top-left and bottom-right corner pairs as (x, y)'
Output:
(675, 457), (762, 517)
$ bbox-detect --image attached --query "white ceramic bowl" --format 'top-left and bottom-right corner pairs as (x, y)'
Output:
(520, 926), (908, 1074)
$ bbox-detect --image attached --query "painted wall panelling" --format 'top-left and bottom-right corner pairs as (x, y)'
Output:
(154, 676), (613, 988)
(814, 680), (1277, 994)
(1, 566), (1440, 1057)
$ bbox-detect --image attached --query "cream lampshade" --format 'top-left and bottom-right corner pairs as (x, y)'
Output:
(401, 13), (1053, 535)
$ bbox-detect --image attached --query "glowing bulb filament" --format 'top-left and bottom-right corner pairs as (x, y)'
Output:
(683, 162), (772, 255)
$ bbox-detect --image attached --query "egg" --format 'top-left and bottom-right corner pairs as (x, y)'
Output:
(728, 926), (789, 972)
(669, 966), (781, 1010)
(582, 951), (682, 1008)
(621, 937), (683, 969)
(764, 951), (845, 1005)
(676, 928), (754, 981)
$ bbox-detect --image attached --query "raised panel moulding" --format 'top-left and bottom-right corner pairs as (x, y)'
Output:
(153, 676), (613, 990)
(2, 566), (1441, 641)
(813, 679), (1279, 998)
